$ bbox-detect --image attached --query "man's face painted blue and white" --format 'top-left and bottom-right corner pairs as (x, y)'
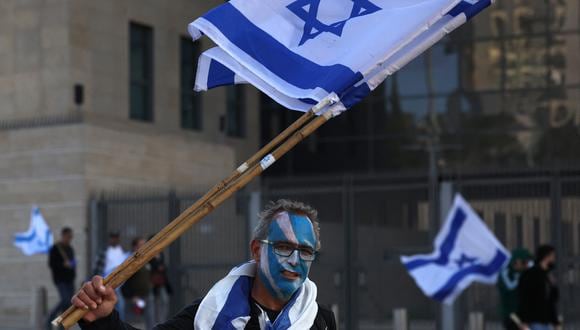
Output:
(257, 211), (317, 302)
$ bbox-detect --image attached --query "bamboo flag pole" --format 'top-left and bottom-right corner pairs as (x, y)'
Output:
(133, 97), (333, 255)
(53, 99), (338, 329)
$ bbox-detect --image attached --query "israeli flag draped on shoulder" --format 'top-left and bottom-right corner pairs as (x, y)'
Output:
(189, 0), (493, 113)
(194, 261), (318, 330)
(401, 194), (510, 304)
(13, 206), (54, 256)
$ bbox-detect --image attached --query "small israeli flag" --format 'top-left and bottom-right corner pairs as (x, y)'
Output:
(189, 0), (493, 113)
(401, 194), (509, 304)
(13, 206), (53, 256)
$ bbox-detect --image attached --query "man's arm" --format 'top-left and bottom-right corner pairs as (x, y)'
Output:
(48, 246), (59, 271)
(74, 275), (200, 330)
(79, 305), (198, 330)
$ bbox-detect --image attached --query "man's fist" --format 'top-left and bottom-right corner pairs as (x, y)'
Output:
(71, 276), (117, 322)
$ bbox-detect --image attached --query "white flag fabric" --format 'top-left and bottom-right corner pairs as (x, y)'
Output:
(189, 0), (493, 113)
(401, 194), (509, 304)
(13, 206), (53, 256)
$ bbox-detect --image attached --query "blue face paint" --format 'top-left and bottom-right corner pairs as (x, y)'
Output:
(257, 212), (317, 301)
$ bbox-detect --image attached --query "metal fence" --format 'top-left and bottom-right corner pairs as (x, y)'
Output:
(89, 169), (580, 329)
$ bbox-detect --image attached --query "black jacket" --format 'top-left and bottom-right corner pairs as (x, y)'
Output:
(517, 265), (559, 324)
(79, 299), (336, 330)
(48, 243), (76, 284)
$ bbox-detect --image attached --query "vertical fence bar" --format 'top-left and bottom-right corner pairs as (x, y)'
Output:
(88, 198), (99, 278)
(393, 308), (408, 330)
(439, 182), (456, 330)
(343, 175), (356, 330)
(167, 191), (183, 315)
(550, 172), (564, 311)
(248, 191), (262, 260)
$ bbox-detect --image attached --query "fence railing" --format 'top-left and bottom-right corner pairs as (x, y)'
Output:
(89, 169), (580, 329)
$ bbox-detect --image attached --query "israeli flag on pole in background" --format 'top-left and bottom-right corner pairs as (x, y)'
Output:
(13, 206), (53, 256)
(189, 0), (493, 113)
(401, 194), (509, 304)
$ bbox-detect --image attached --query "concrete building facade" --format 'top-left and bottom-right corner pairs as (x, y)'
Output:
(0, 0), (261, 325)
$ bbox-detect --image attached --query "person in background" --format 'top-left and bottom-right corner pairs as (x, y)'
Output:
(121, 237), (152, 328)
(92, 231), (127, 320)
(148, 235), (173, 324)
(47, 227), (76, 329)
(497, 248), (531, 330)
(518, 244), (561, 330)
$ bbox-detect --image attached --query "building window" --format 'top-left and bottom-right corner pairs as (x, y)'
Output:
(226, 85), (246, 138)
(180, 37), (202, 130)
(129, 22), (154, 122)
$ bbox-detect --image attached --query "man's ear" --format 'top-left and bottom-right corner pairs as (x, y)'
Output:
(250, 240), (261, 262)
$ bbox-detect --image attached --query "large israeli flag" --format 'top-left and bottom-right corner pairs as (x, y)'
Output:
(13, 206), (53, 256)
(401, 194), (509, 304)
(189, 0), (493, 113)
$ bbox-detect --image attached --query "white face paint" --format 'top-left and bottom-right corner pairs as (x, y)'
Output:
(257, 212), (317, 301)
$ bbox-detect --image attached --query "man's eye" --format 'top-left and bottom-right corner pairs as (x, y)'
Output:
(275, 244), (294, 252)
(299, 248), (314, 256)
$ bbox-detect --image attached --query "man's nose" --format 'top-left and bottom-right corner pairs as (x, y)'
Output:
(287, 249), (300, 266)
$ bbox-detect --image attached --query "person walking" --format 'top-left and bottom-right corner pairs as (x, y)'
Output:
(121, 237), (152, 328)
(47, 227), (76, 329)
(517, 244), (561, 330)
(149, 247), (173, 324)
(497, 248), (531, 330)
(92, 231), (128, 320)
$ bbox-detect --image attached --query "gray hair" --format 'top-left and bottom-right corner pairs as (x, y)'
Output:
(252, 199), (321, 250)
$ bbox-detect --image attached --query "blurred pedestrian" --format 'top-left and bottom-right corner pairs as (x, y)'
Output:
(497, 248), (531, 330)
(92, 231), (127, 320)
(121, 237), (152, 328)
(148, 235), (173, 324)
(46, 227), (76, 329)
(517, 244), (561, 330)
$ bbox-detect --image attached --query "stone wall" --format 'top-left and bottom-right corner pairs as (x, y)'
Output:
(0, 119), (235, 325)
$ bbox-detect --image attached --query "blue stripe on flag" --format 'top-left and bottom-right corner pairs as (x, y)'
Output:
(202, 3), (363, 94)
(272, 286), (301, 329)
(212, 276), (252, 329)
(14, 229), (37, 242)
(432, 249), (508, 301)
(449, 0), (492, 20)
(208, 59), (236, 89)
(341, 83), (372, 108)
(403, 208), (467, 271)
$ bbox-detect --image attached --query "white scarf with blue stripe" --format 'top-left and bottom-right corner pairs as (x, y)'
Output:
(194, 261), (318, 329)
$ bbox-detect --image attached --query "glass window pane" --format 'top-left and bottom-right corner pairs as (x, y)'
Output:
(180, 37), (202, 130)
(129, 22), (153, 122)
(397, 54), (427, 97)
(226, 85), (245, 137)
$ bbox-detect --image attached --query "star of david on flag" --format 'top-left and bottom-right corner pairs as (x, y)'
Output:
(189, 0), (494, 114)
(400, 194), (510, 304)
(287, 0), (382, 46)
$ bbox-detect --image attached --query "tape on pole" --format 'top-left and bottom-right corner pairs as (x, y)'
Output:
(236, 162), (249, 173)
(260, 154), (276, 170)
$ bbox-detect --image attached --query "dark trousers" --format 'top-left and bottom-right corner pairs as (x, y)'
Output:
(47, 282), (74, 329)
(504, 317), (519, 330)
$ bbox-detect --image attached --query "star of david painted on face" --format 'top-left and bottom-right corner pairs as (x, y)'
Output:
(287, 0), (382, 46)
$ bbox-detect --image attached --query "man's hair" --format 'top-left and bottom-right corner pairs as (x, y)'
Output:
(535, 244), (555, 263)
(252, 199), (321, 250)
(131, 237), (143, 249)
(61, 227), (73, 235)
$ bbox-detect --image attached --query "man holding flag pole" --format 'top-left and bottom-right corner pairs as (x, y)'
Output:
(55, 0), (495, 328)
